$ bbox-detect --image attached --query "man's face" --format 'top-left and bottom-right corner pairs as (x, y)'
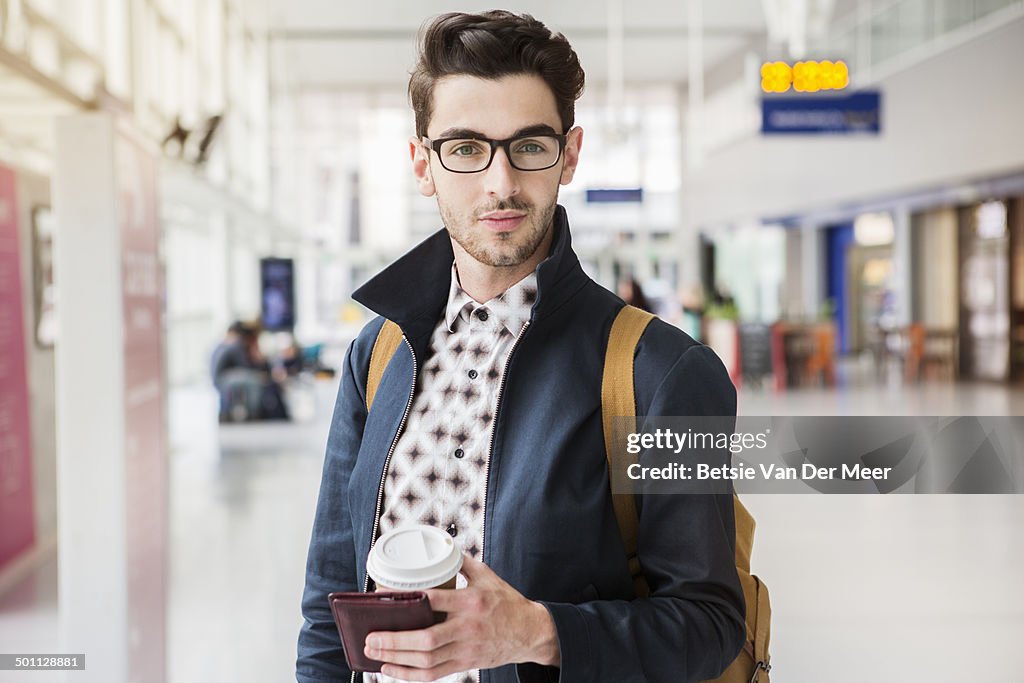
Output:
(410, 74), (583, 268)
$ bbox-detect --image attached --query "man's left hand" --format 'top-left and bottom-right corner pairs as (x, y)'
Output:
(364, 554), (561, 681)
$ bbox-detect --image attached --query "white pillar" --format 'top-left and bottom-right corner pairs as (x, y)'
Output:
(801, 222), (823, 319)
(677, 84), (701, 291)
(209, 209), (231, 333)
(296, 243), (318, 341)
(891, 207), (913, 326)
(687, 0), (704, 171)
(53, 113), (167, 683)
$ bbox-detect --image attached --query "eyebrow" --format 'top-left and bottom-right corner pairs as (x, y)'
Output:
(434, 123), (560, 139)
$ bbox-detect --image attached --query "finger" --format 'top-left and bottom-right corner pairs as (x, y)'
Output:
(365, 640), (459, 670)
(423, 586), (468, 611)
(366, 620), (458, 653)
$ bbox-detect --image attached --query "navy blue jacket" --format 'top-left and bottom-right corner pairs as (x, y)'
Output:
(297, 206), (745, 682)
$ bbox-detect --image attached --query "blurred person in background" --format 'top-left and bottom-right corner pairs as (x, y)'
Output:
(297, 10), (743, 683)
(274, 333), (306, 378)
(211, 320), (260, 421)
(618, 275), (653, 313)
(210, 320), (289, 421)
(679, 282), (706, 341)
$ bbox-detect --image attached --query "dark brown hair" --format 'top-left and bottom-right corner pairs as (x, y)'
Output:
(409, 11), (585, 138)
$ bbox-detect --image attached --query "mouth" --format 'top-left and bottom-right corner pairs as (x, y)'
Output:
(478, 211), (527, 232)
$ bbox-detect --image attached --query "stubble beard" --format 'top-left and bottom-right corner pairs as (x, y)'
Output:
(440, 196), (558, 268)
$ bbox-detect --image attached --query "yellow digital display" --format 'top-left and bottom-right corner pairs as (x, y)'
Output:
(761, 60), (850, 93)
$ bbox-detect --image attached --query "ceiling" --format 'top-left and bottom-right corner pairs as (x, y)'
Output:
(266, 0), (772, 92)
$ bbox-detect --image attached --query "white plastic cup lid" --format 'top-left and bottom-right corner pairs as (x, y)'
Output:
(367, 525), (464, 590)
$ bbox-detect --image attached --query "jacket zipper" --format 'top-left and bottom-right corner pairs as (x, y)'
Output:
(363, 334), (418, 592)
(474, 320), (529, 683)
(480, 321), (530, 563)
(353, 335), (418, 683)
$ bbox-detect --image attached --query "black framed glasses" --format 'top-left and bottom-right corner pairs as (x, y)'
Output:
(423, 134), (567, 173)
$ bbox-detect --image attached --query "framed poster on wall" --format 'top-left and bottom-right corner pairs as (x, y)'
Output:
(0, 164), (36, 570)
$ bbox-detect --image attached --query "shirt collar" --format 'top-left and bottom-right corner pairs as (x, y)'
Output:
(444, 264), (538, 336)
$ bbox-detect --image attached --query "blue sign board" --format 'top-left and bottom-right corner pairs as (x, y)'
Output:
(762, 90), (881, 135)
(586, 188), (643, 203)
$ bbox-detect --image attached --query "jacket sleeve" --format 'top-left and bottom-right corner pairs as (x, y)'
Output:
(524, 342), (746, 683)
(296, 339), (367, 682)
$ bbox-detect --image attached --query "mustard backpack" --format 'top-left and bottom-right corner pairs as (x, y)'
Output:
(366, 306), (772, 682)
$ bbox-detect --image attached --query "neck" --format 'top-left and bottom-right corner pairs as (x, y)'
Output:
(452, 228), (554, 304)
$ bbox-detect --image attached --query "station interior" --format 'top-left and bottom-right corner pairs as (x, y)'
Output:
(1, 1), (1023, 681)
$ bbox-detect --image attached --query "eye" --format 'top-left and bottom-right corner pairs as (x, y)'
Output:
(513, 138), (548, 154)
(449, 141), (487, 156)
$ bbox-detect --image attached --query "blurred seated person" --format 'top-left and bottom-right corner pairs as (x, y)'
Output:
(211, 321), (289, 422)
(276, 335), (305, 377)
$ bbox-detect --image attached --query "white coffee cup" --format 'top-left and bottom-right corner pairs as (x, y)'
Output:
(367, 525), (463, 592)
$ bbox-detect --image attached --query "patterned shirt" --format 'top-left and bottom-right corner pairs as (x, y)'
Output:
(366, 265), (537, 683)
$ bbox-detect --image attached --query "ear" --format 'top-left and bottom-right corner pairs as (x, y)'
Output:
(409, 137), (436, 197)
(559, 126), (584, 186)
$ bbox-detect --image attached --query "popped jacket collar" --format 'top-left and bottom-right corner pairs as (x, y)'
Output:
(352, 205), (589, 346)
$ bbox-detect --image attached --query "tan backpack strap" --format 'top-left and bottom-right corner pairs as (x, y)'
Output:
(602, 305), (656, 596)
(734, 495), (756, 574)
(753, 576), (772, 680)
(366, 320), (403, 412)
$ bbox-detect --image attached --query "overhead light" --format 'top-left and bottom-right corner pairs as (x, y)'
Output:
(976, 201), (1006, 239)
(854, 212), (894, 246)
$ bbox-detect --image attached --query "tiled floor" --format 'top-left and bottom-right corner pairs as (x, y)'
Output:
(2, 377), (1023, 682)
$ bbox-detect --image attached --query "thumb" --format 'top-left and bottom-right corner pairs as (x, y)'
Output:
(459, 552), (492, 583)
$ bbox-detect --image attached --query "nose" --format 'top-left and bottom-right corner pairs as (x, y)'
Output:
(482, 147), (520, 199)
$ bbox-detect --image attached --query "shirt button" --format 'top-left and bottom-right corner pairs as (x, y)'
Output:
(468, 369), (478, 380)
(446, 524), (458, 537)
(454, 448), (464, 459)
(476, 309), (489, 321)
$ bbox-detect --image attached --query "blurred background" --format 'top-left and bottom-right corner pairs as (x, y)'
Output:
(0, 0), (1022, 681)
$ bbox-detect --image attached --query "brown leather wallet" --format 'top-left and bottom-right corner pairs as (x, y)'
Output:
(328, 591), (435, 673)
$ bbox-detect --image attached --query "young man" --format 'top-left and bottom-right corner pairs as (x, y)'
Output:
(297, 11), (744, 683)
